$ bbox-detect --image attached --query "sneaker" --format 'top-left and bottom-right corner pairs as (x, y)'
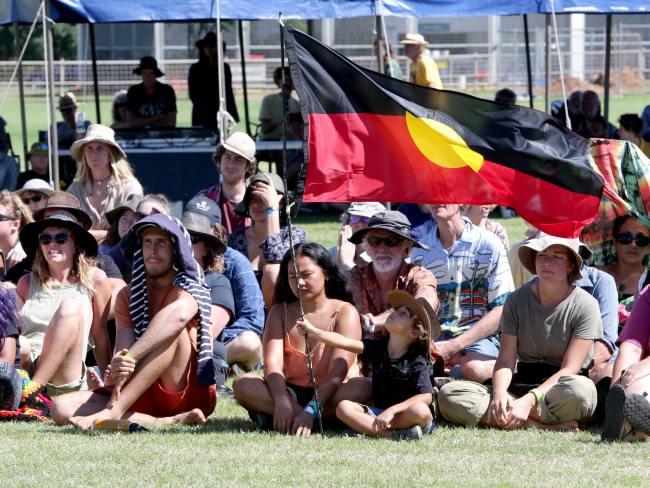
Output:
(391, 425), (423, 441)
(623, 392), (650, 438)
(602, 384), (627, 442)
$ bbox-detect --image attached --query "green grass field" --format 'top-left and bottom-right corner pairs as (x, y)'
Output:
(2, 396), (649, 486)
(1, 87), (648, 164)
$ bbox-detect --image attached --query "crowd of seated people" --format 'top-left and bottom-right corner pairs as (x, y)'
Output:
(0, 44), (649, 445)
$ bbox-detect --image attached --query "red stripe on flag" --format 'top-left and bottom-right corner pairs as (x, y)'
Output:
(303, 112), (601, 237)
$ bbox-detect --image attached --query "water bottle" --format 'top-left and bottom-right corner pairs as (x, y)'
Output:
(75, 111), (86, 139)
(93, 418), (147, 432)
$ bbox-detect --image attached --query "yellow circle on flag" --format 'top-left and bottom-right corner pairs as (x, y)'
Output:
(405, 111), (484, 171)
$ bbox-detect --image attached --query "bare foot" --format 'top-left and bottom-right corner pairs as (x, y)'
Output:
(70, 409), (114, 430)
(86, 368), (105, 390)
(526, 418), (580, 432)
(171, 408), (207, 426)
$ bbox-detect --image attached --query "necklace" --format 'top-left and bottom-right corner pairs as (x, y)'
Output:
(92, 174), (111, 187)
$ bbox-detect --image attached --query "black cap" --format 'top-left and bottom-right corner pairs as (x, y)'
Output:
(349, 210), (428, 249)
(184, 196), (221, 226)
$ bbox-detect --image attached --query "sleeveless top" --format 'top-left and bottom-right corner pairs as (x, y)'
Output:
(282, 303), (359, 387)
(19, 276), (94, 359)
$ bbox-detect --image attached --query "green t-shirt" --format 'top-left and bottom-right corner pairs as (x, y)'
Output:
(258, 92), (300, 140)
(500, 284), (603, 369)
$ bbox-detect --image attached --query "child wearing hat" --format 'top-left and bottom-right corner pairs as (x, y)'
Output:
(299, 290), (440, 440)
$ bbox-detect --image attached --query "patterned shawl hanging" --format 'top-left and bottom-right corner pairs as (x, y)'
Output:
(581, 139), (650, 267)
(128, 214), (215, 387)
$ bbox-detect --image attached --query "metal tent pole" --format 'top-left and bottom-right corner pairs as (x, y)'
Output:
(603, 14), (612, 123)
(89, 23), (101, 124)
(14, 23), (29, 160)
(523, 14), (534, 109)
(238, 20), (251, 136)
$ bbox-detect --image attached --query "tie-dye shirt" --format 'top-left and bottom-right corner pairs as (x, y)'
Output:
(411, 218), (513, 337)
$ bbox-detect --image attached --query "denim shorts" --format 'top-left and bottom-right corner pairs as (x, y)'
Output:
(438, 331), (500, 359)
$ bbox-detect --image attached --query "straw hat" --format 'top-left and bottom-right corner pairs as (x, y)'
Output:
(388, 289), (441, 345)
(518, 234), (584, 280)
(400, 33), (428, 46)
(70, 124), (127, 163)
(58, 92), (77, 111)
(32, 191), (93, 230)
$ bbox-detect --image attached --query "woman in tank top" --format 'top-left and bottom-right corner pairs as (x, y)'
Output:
(16, 204), (112, 396)
(234, 242), (369, 436)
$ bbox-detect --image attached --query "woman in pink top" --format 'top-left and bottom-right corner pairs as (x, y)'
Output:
(234, 242), (367, 436)
(602, 285), (650, 441)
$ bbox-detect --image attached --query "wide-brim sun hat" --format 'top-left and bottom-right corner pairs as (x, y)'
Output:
(400, 33), (428, 45)
(349, 210), (428, 250)
(181, 211), (226, 254)
(388, 289), (441, 345)
(196, 31), (217, 49)
(105, 195), (142, 226)
(219, 131), (256, 162)
(518, 234), (584, 280)
(235, 172), (286, 217)
(32, 192), (93, 231)
(70, 124), (127, 163)
(20, 209), (98, 257)
(15, 179), (54, 198)
(133, 56), (164, 77)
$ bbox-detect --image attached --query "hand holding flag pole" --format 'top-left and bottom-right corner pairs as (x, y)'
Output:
(279, 16), (324, 436)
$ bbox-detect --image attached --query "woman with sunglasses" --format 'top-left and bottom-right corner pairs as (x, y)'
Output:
(599, 215), (650, 301)
(15, 207), (111, 396)
(16, 179), (53, 215)
(228, 173), (306, 308)
(0, 190), (32, 276)
(67, 124), (143, 242)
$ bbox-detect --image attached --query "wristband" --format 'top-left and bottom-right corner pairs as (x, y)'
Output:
(265, 207), (279, 215)
(307, 399), (322, 418)
(529, 388), (543, 405)
(303, 405), (316, 417)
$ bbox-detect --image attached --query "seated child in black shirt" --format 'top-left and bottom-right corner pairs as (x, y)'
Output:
(298, 290), (440, 440)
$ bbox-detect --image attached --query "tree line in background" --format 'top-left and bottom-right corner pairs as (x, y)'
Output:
(0, 24), (77, 61)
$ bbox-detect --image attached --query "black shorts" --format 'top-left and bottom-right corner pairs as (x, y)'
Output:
(286, 382), (314, 407)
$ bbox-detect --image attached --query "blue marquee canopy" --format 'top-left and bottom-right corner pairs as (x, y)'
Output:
(2, 0), (649, 25)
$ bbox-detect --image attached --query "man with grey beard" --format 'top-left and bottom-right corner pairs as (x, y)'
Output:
(348, 211), (438, 337)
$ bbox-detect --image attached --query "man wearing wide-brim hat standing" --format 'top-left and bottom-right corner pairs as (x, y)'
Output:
(126, 56), (177, 128)
(348, 210), (438, 337)
(399, 33), (443, 90)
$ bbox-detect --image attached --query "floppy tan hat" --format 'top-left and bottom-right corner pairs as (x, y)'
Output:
(388, 289), (441, 354)
(518, 234), (584, 280)
(400, 33), (428, 45)
(70, 124), (127, 163)
(220, 132), (256, 162)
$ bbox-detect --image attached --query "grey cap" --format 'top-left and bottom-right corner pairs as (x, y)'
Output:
(184, 196), (221, 226)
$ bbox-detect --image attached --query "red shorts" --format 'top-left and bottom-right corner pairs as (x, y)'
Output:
(100, 352), (217, 419)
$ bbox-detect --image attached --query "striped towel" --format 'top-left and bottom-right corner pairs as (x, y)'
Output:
(128, 214), (215, 387)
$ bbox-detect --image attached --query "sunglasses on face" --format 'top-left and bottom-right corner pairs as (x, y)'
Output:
(22, 194), (43, 205)
(39, 232), (71, 246)
(366, 235), (403, 248)
(349, 216), (370, 225)
(0, 213), (16, 222)
(615, 232), (650, 248)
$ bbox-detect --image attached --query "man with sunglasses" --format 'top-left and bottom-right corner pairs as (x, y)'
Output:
(348, 211), (438, 337)
(335, 202), (386, 275)
(411, 204), (514, 384)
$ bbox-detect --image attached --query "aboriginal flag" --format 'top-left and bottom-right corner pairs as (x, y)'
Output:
(285, 28), (605, 238)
